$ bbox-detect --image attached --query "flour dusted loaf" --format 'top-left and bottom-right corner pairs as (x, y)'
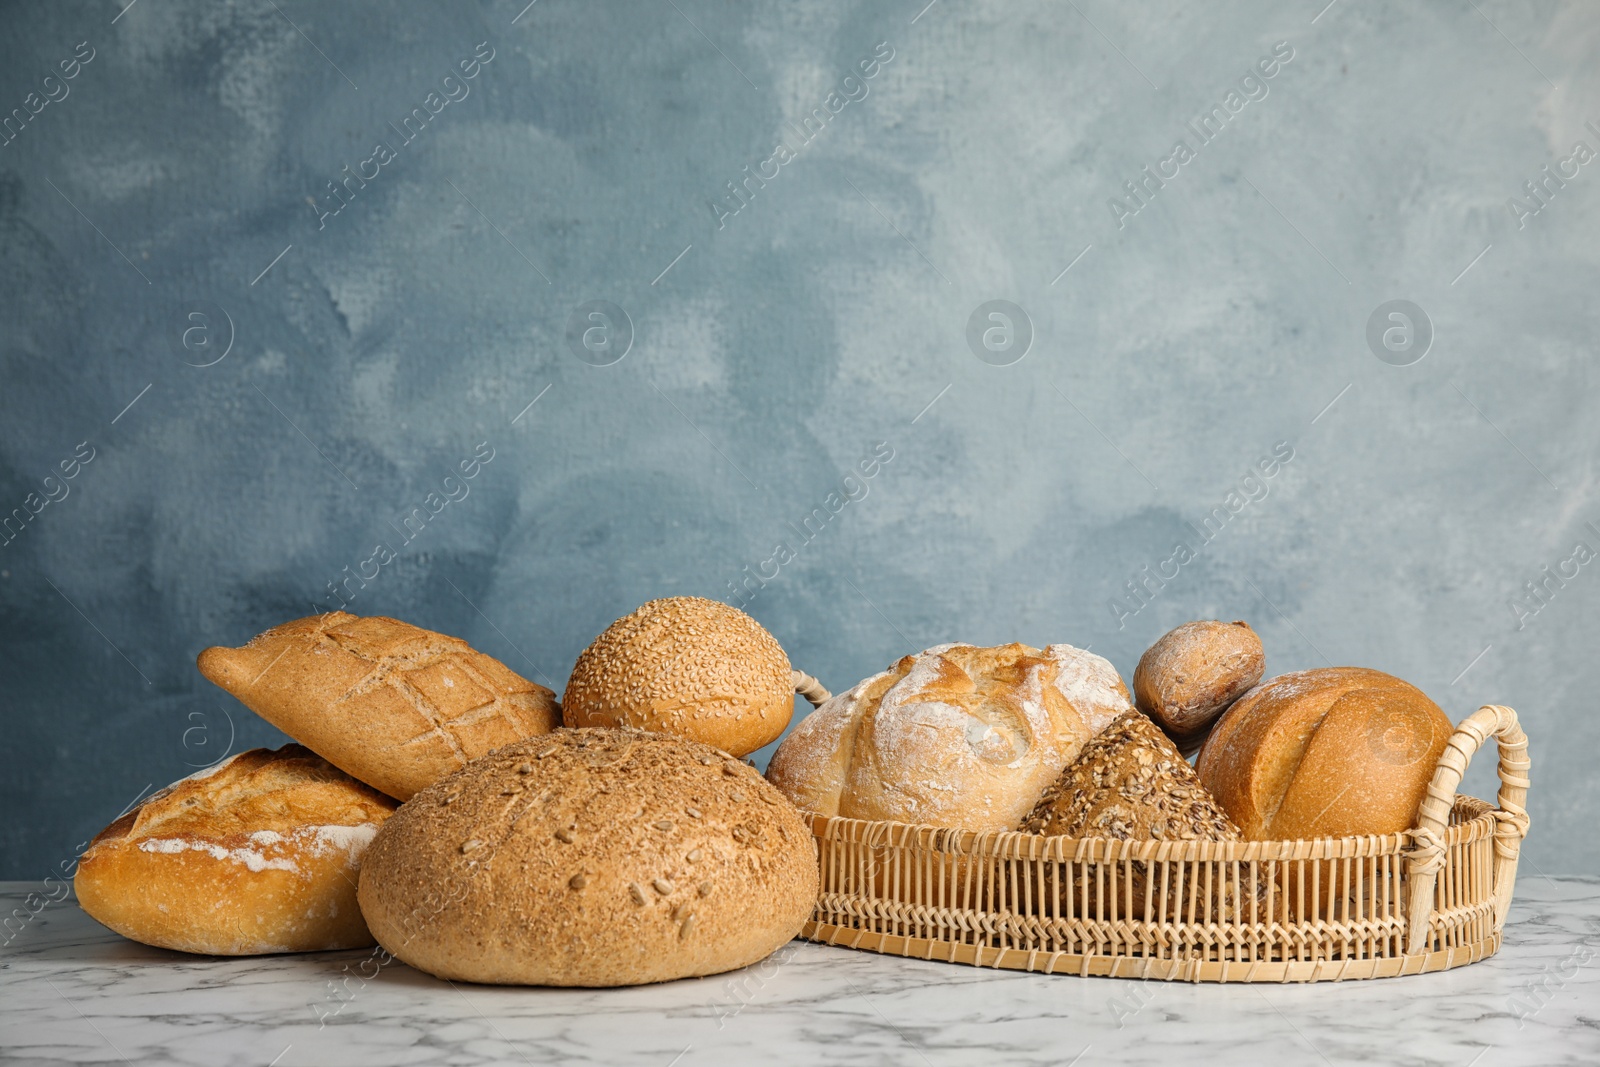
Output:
(563, 597), (795, 757)
(74, 745), (396, 955)
(198, 613), (559, 800)
(766, 643), (1132, 831)
(1133, 620), (1264, 754)
(356, 728), (818, 986)
(1197, 668), (1453, 839)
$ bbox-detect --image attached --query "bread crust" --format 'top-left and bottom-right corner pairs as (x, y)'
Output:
(356, 728), (818, 986)
(766, 643), (1132, 831)
(1196, 668), (1453, 839)
(562, 597), (794, 757)
(73, 745), (396, 955)
(1133, 620), (1264, 753)
(198, 613), (559, 800)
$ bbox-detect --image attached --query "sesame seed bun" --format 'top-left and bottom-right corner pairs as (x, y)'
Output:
(562, 597), (795, 757)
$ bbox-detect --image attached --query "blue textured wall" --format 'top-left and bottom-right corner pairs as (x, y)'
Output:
(2, 1), (1596, 878)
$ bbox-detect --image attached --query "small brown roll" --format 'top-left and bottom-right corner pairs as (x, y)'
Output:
(74, 745), (397, 955)
(1133, 620), (1264, 754)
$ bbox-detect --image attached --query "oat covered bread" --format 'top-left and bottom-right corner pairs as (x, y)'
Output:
(766, 643), (1132, 831)
(563, 597), (795, 757)
(1020, 710), (1240, 841)
(355, 728), (819, 986)
(1133, 620), (1265, 754)
(74, 745), (396, 955)
(198, 613), (559, 800)
(1197, 668), (1453, 839)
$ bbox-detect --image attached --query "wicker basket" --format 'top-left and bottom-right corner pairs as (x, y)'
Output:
(800, 704), (1530, 982)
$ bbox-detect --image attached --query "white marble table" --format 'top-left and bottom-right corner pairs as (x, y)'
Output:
(3, 878), (1596, 1067)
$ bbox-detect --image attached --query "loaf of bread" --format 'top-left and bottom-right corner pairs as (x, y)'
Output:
(766, 643), (1132, 832)
(198, 613), (559, 800)
(1020, 710), (1240, 842)
(1196, 668), (1453, 839)
(1021, 711), (1248, 918)
(563, 597), (795, 757)
(356, 728), (818, 986)
(74, 746), (396, 955)
(1133, 620), (1264, 754)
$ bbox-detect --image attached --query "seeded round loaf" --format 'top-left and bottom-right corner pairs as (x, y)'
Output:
(74, 745), (397, 955)
(562, 597), (795, 757)
(1133, 620), (1265, 754)
(355, 728), (819, 986)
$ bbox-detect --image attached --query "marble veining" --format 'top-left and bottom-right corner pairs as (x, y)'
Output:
(2, 878), (1597, 1066)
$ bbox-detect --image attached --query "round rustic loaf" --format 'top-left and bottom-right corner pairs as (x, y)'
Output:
(562, 597), (795, 757)
(74, 745), (397, 955)
(1196, 668), (1454, 840)
(356, 728), (818, 986)
(765, 642), (1132, 831)
(1133, 620), (1264, 754)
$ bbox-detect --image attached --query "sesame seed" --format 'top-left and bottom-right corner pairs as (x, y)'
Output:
(654, 820), (674, 831)
(679, 915), (697, 940)
(629, 883), (647, 905)
(652, 877), (674, 895)
(687, 849), (703, 863)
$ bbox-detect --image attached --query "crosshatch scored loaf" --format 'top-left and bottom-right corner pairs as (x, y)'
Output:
(766, 642), (1134, 831)
(356, 728), (818, 987)
(74, 745), (397, 955)
(563, 597), (795, 757)
(198, 613), (559, 801)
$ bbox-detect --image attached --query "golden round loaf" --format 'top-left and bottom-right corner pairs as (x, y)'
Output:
(355, 728), (818, 986)
(765, 642), (1133, 831)
(74, 745), (397, 955)
(1196, 668), (1454, 840)
(1133, 620), (1264, 754)
(562, 597), (794, 757)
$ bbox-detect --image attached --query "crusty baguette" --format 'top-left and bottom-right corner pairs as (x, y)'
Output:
(766, 642), (1132, 831)
(356, 728), (818, 986)
(198, 613), (559, 800)
(563, 597), (794, 757)
(74, 745), (396, 955)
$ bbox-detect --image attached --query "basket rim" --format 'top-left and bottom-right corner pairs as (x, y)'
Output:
(802, 795), (1495, 862)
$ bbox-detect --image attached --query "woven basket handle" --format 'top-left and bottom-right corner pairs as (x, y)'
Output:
(1404, 704), (1530, 954)
(792, 670), (831, 708)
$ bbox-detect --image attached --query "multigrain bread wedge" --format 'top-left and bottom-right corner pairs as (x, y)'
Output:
(356, 728), (819, 987)
(1021, 712), (1251, 920)
(198, 613), (559, 800)
(1021, 710), (1241, 841)
(74, 745), (396, 955)
(563, 597), (795, 757)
